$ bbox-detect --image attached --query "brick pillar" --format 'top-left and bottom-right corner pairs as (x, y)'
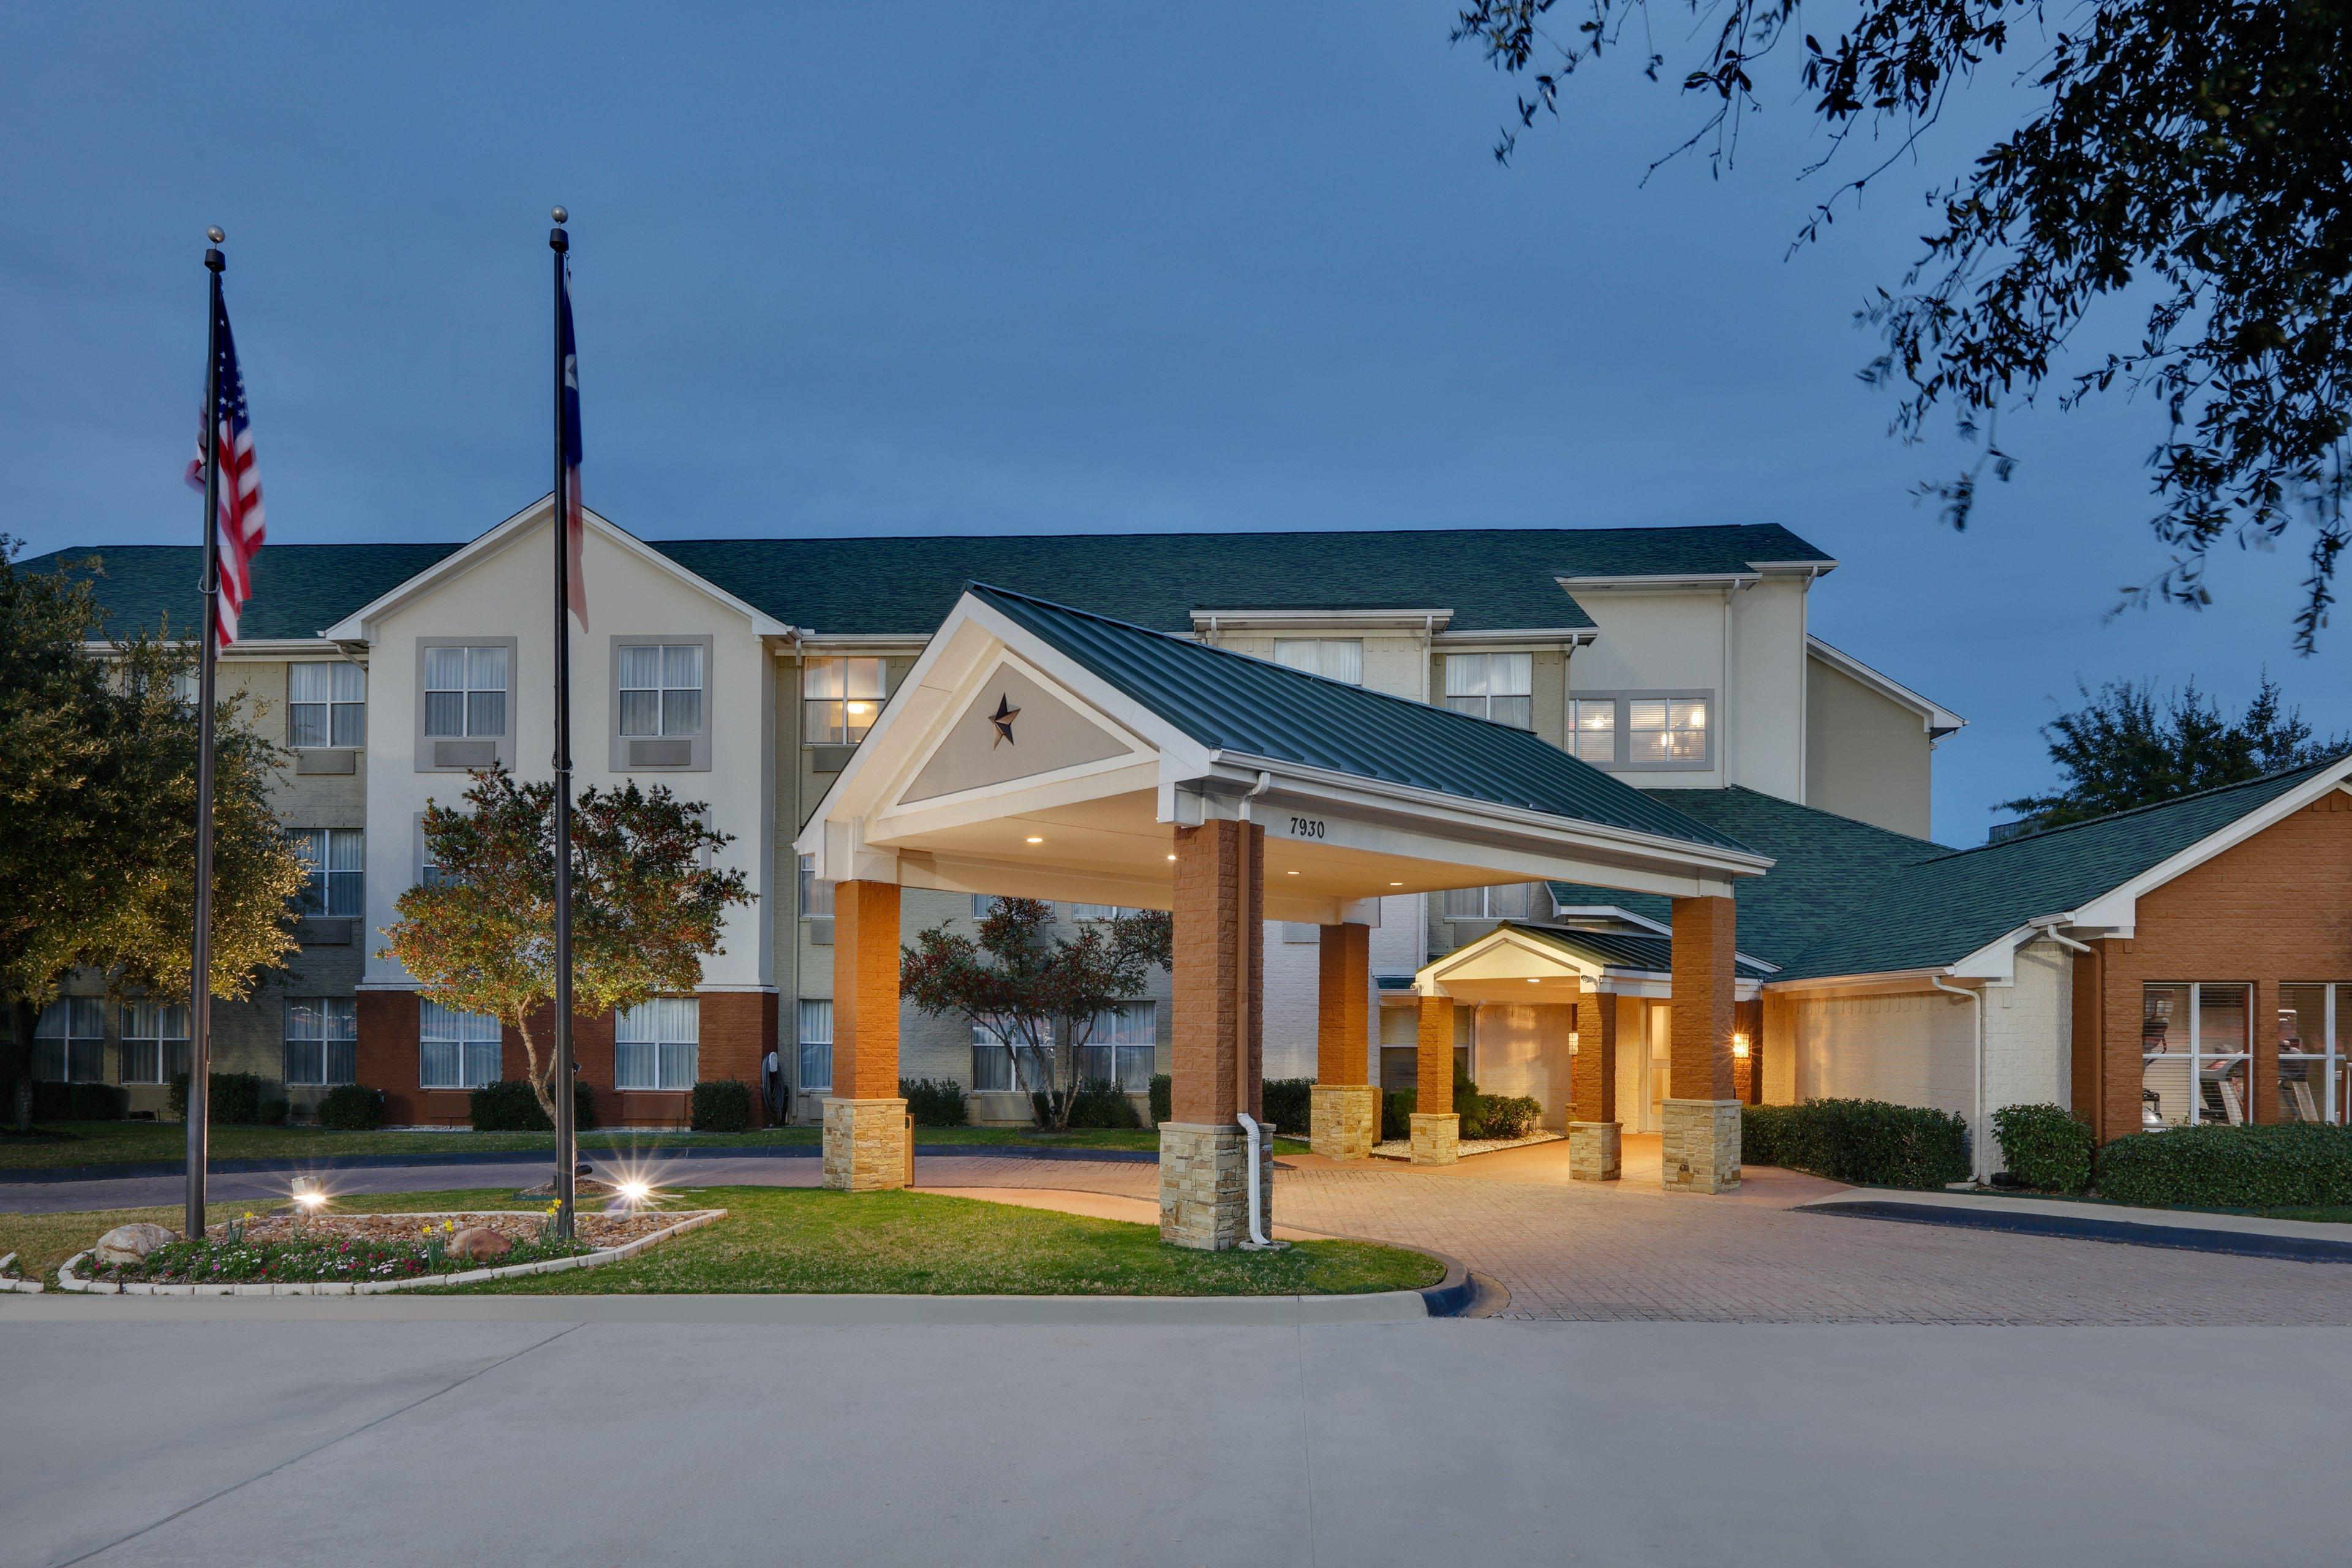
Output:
(1569, 992), (1621, 1180)
(1160, 820), (1269, 1248)
(823, 878), (908, 1191)
(2252, 978), (2280, 1125)
(1409, 992), (1458, 1164)
(1663, 893), (1740, 1193)
(1309, 921), (1378, 1160)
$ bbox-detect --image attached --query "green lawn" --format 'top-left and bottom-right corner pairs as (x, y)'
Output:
(0, 1120), (1295, 1171)
(0, 1185), (1441, 1298)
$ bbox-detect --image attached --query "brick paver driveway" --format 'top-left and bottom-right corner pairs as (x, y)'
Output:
(912, 1136), (2352, 1326)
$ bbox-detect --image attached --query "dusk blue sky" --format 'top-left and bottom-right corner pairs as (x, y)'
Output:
(6, 3), (2343, 845)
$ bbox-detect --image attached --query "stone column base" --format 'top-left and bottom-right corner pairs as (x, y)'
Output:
(823, 1098), (910, 1191)
(1568, 1120), (1623, 1181)
(1409, 1112), (1460, 1166)
(1310, 1083), (1380, 1162)
(1660, 1098), (1742, 1194)
(1159, 1123), (1273, 1250)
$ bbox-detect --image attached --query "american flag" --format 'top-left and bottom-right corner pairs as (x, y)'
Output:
(183, 289), (264, 644)
(559, 258), (589, 628)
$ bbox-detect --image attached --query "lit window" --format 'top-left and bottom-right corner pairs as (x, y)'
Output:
(616, 997), (699, 1091)
(1445, 653), (1532, 729)
(1079, 1001), (1157, 1090)
(32, 998), (105, 1084)
(2275, 984), (2348, 1124)
(1272, 639), (1363, 685)
(1628, 698), (1708, 764)
(121, 1001), (191, 1085)
(423, 646), (508, 739)
(2140, 983), (2252, 1128)
(797, 998), (833, 1091)
(284, 999), (356, 1087)
(1567, 699), (1617, 764)
(420, 1001), (500, 1090)
(804, 657), (889, 744)
(1441, 883), (1539, 921)
(618, 644), (704, 738)
(292, 829), (364, 917)
(288, 663), (366, 748)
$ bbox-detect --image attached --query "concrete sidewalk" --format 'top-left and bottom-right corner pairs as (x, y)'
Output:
(1802, 1186), (2352, 1261)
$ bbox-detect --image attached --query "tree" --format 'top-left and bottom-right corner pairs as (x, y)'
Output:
(1997, 674), (2348, 831)
(899, 899), (1171, 1133)
(382, 766), (755, 1125)
(1453, 0), (2352, 649)
(0, 540), (305, 1131)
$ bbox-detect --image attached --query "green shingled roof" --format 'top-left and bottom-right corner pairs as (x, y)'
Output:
(1496, 922), (1774, 979)
(969, 583), (1764, 859)
(20, 519), (1832, 641)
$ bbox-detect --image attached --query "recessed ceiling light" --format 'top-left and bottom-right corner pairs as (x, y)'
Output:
(1286, 869), (1299, 876)
(1389, 881), (1403, 887)
(1166, 853), (1177, 861)
(1025, 835), (1044, 844)
(1526, 978), (1542, 985)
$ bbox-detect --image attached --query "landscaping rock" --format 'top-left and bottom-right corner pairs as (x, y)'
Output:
(447, 1226), (512, 1262)
(94, 1223), (177, 1264)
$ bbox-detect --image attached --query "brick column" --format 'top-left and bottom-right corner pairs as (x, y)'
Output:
(823, 878), (908, 1191)
(1160, 820), (1270, 1248)
(1662, 893), (1741, 1193)
(1309, 921), (1378, 1160)
(1409, 992), (1458, 1164)
(2252, 978), (2280, 1125)
(1568, 992), (1621, 1180)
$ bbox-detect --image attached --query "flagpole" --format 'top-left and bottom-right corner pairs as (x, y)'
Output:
(186, 229), (227, 1242)
(549, 209), (578, 1241)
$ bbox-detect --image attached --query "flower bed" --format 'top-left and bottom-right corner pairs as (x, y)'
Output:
(58, 1207), (725, 1296)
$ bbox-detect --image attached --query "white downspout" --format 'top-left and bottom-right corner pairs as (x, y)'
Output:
(1931, 974), (1985, 1183)
(1238, 769), (1274, 1246)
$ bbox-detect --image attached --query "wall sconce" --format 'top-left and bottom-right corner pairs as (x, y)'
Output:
(1731, 1032), (1750, 1060)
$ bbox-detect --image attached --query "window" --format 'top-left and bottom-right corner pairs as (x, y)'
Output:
(419, 1001), (501, 1090)
(1567, 699), (1616, 764)
(284, 999), (356, 1087)
(1444, 653), (1532, 729)
(171, 669), (202, 707)
(1272, 639), (1363, 685)
(2141, 983), (2252, 1128)
(616, 997), (699, 1091)
(796, 999), (833, 1092)
(1080, 1002), (1157, 1090)
(971, 894), (1001, 918)
(288, 662), (366, 748)
(1441, 883), (1540, 921)
(804, 657), (888, 744)
(799, 855), (834, 919)
(423, 645), (509, 738)
(292, 829), (364, 917)
(617, 643), (704, 738)
(1564, 692), (1712, 769)
(970, 1022), (1048, 1094)
(1071, 903), (1141, 921)
(2277, 985), (2350, 1125)
(121, 1000), (190, 1085)
(32, 999), (104, 1082)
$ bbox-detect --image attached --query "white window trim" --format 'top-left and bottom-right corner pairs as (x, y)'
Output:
(609, 634), (714, 772)
(415, 636), (518, 772)
(614, 996), (701, 1091)
(287, 660), (368, 750)
(1566, 688), (1714, 772)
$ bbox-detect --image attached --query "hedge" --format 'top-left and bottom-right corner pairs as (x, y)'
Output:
(1261, 1078), (1313, 1136)
(1148, 1073), (1172, 1126)
(1992, 1102), (2094, 1194)
(317, 1084), (385, 1131)
(1034, 1080), (1142, 1129)
(27, 1081), (129, 1121)
(2095, 1123), (2352, 1210)
(690, 1079), (755, 1133)
(1741, 1099), (1970, 1189)
(469, 1079), (599, 1133)
(168, 1072), (279, 1125)
(900, 1077), (970, 1127)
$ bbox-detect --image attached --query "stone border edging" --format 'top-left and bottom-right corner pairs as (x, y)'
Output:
(0, 1251), (42, 1293)
(51, 1209), (726, 1296)
(1803, 1197), (2352, 1264)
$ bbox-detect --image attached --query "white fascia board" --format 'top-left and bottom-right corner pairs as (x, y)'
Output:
(2068, 766), (2352, 932)
(1188, 608), (1455, 633)
(1807, 636), (1967, 736)
(80, 637), (341, 656)
(785, 635), (931, 655)
(318, 497), (788, 640)
(1548, 902), (1673, 935)
(1762, 967), (1950, 997)
(1747, 559), (1842, 577)
(1555, 573), (1760, 592)
(1431, 627), (1599, 648)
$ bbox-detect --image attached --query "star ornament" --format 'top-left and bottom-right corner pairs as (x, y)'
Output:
(989, 694), (1020, 748)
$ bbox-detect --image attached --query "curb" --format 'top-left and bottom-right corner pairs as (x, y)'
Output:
(52, 1209), (726, 1296)
(1804, 1199), (2352, 1264)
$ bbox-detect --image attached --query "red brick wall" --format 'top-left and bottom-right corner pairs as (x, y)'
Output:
(2089, 793), (2352, 1140)
(1171, 820), (1264, 1123)
(1670, 895), (1738, 1100)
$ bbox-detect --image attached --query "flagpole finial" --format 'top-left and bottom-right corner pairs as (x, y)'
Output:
(206, 226), (225, 244)
(551, 206), (567, 224)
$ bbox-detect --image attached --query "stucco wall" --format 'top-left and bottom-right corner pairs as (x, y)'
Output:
(1804, 655), (1933, 838)
(1789, 989), (1975, 1118)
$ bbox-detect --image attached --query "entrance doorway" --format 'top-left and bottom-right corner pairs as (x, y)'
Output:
(1645, 1001), (1672, 1130)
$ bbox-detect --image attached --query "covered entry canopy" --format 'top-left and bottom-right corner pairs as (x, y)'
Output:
(796, 585), (1772, 913)
(1418, 921), (1774, 1006)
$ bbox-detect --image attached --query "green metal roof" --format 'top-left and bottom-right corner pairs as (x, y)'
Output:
(20, 519), (1832, 641)
(1497, 922), (1774, 979)
(970, 584), (1765, 859)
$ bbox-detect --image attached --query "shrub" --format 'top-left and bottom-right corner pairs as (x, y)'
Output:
(318, 1084), (384, 1131)
(167, 1072), (270, 1125)
(1741, 1099), (1969, 1189)
(469, 1079), (598, 1133)
(1261, 1078), (1313, 1136)
(1993, 1102), (2094, 1193)
(899, 1077), (970, 1127)
(1035, 1079), (1142, 1129)
(1471, 1094), (1544, 1140)
(2095, 1123), (2352, 1210)
(32, 1081), (127, 1121)
(1382, 1087), (1415, 1140)
(690, 1079), (755, 1133)
(258, 1096), (289, 1128)
(1148, 1073), (1171, 1126)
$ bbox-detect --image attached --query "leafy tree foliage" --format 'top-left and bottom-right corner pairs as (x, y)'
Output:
(899, 899), (1170, 1133)
(0, 540), (303, 1131)
(383, 767), (754, 1125)
(1997, 674), (2346, 829)
(1454, 0), (2352, 647)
